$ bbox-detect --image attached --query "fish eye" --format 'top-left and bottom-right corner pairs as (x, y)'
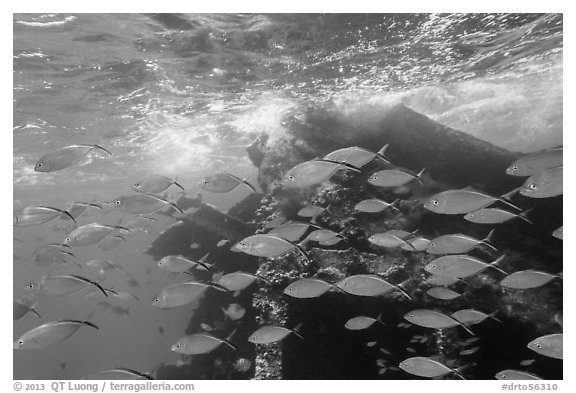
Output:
(134, 183), (140, 187)
(529, 183), (537, 190)
(153, 297), (159, 303)
(114, 200), (121, 205)
(535, 342), (542, 348)
(287, 175), (295, 181)
(500, 374), (508, 379)
(37, 163), (42, 167)
(18, 340), (24, 346)
(512, 166), (518, 171)
(430, 264), (436, 269)
(431, 200), (439, 206)
(430, 242), (436, 247)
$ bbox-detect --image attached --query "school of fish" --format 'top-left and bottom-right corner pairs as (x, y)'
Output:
(14, 142), (562, 380)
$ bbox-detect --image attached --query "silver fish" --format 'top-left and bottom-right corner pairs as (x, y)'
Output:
(403, 309), (474, 335)
(426, 229), (497, 255)
(500, 270), (562, 289)
(248, 323), (303, 344)
(345, 313), (386, 330)
(495, 370), (542, 380)
(111, 194), (183, 215)
(14, 206), (76, 227)
(464, 208), (533, 225)
(307, 229), (344, 243)
(324, 144), (389, 168)
(368, 232), (415, 250)
(131, 174), (184, 194)
(527, 334), (562, 359)
(336, 275), (411, 299)
(506, 147), (562, 176)
(158, 253), (211, 273)
(14, 320), (99, 350)
(368, 168), (425, 188)
(34, 144), (111, 172)
(399, 357), (465, 379)
(451, 309), (501, 325)
(233, 234), (309, 261)
(423, 188), (519, 215)
(425, 254), (507, 278)
(172, 330), (237, 354)
(65, 223), (130, 247)
(29, 275), (109, 298)
(519, 167), (563, 198)
(199, 173), (256, 193)
(354, 198), (400, 213)
(151, 281), (226, 308)
(283, 278), (334, 298)
(282, 159), (361, 188)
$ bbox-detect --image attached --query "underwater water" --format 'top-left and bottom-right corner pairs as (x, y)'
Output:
(13, 13), (562, 380)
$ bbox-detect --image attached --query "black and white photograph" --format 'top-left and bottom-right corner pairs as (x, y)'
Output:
(12, 9), (564, 383)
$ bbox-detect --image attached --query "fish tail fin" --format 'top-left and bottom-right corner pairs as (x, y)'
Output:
(173, 175), (185, 192)
(199, 252), (210, 264)
(459, 278), (472, 287)
(499, 188), (522, 210)
(61, 209), (78, 227)
(376, 144), (390, 163)
(414, 168), (426, 186)
(224, 329), (238, 351)
(114, 225), (131, 233)
(390, 199), (401, 212)
(81, 320), (100, 330)
(480, 229), (499, 252)
(489, 254), (508, 275)
(295, 241), (311, 263)
(84, 277), (110, 297)
(168, 202), (184, 214)
(518, 208), (535, 224)
(241, 179), (257, 193)
(488, 310), (502, 323)
(556, 271), (563, 279)
(458, 321), (476, 337)
(92, 144), (112, 156)
(292, 323), (305, 340)
(394, 282), (413, 300)
(104, 288), (118, 297)
(31, 308), (42, 319)
(376, 311), (386, 327)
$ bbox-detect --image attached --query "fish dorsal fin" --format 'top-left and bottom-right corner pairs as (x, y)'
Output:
(291, 323), (305, 340)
